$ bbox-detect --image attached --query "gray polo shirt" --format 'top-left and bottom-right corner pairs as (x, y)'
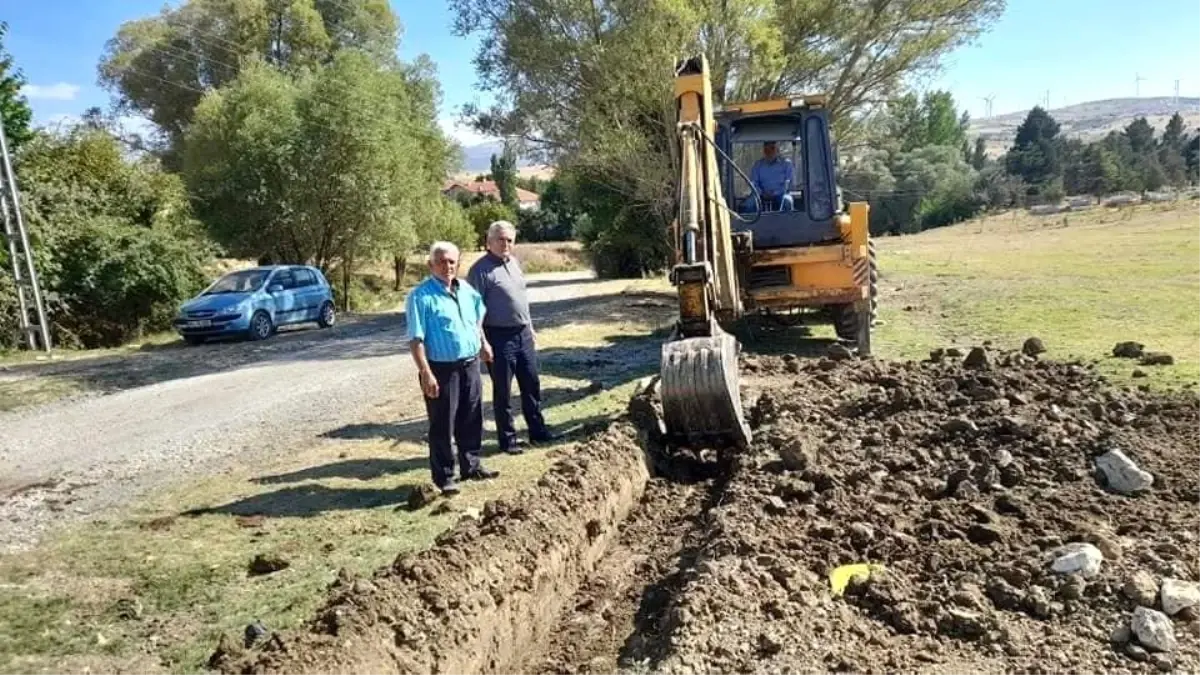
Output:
(467, 252), (531, 329)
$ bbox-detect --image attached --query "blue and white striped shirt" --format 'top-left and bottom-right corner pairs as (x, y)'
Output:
(404, 276), (485, 362)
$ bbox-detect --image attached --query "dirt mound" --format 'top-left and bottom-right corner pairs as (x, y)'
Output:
(218, 345), (1199, 674)
(653, 349), (1200, 673)
(218, 423), (653, 674)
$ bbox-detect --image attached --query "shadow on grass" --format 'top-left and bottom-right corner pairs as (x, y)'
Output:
(183, 328), (667, 520)
(181, 484), (416, 518)
(730, 312), (845, 359)
(251, 457), (428, 485)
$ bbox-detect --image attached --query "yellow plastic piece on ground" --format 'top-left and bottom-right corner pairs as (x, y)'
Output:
(829, 563), (886, 597)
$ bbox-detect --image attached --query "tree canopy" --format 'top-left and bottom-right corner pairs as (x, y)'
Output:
(0, 21), (33, 153)
(450, 0), (1006, 276)
(98, 0), (400, 163)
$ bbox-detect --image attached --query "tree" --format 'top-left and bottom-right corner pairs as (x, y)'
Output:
(465, 200), (517, 245)
(970, 136), (988, 170)
(183, 50), (454, 308)
(0, 21), (33, 153)
(1004, 106), (1061, 193)
(1158, 113), (1187, 186)
(490, 141), (518, 208)
(450, 0), (1006, 276)
(885, 90), (968, 153)
(1185, 134), (1200, 184)
(1123, 117), (1155, 155)
(98, 0), (400, 164)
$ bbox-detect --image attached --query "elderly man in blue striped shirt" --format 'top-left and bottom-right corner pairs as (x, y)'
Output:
(405, 241), (498, 495)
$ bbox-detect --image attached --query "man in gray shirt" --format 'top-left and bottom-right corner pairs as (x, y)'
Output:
(467, 220), (556, 453)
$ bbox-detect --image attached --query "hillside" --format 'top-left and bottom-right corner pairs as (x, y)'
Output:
(459, 139), (545, 173)
(969, 96), (1200, 157)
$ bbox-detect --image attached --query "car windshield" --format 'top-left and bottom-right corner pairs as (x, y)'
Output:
(204, 269), (270, 294)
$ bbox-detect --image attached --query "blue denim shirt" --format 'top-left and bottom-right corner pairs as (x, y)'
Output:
(751, 157), (794, 197)
(405, 276), (485, 362)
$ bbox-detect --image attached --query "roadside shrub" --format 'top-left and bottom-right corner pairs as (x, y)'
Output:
(49, 219), (212, 348)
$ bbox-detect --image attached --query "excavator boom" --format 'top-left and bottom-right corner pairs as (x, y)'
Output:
(659, 55), (751, 449)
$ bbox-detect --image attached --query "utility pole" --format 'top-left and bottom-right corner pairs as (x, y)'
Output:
(1175, 79), (1180, 107)
(1135, 73), (1147, 97)
(0, 111), (52, 352)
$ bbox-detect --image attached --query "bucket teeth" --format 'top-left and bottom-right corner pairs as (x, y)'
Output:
(660, 328), (751, 449)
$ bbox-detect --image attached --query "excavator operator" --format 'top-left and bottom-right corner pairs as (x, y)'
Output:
(748, 141), (795, 212)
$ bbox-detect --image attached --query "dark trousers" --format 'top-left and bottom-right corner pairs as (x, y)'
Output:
(423, 357), (483, 487)
(484, 324), (548, 449)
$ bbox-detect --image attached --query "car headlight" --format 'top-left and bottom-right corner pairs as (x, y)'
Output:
(216, 303), (247, 319)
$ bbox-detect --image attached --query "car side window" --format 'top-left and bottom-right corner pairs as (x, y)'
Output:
(295, 269), (316, 287)
(274, 270), (296, 289)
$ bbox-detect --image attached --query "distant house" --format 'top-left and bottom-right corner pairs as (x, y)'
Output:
(442, 179), (540, 211)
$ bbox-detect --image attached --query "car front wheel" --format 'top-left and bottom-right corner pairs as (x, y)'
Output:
(317, 301), (336, 328)
(249, 311), (274, 341)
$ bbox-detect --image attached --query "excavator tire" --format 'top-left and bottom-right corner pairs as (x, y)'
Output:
(660, 328), (751, 449)
(831, 300), (873, 356)
(869, 239), (879, 323)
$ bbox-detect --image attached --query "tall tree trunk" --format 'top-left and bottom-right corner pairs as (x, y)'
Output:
(341, 258), (352, 312)
(393, 254), (407, 291)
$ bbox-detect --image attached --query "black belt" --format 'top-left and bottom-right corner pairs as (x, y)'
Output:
(431, 356), (477, 368)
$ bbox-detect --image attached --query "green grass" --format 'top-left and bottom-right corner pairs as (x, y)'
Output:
(874, 202), (1199, 387)
(0, 292), (666, 674)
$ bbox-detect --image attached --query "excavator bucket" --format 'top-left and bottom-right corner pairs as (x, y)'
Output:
(660, 327), (751, 449)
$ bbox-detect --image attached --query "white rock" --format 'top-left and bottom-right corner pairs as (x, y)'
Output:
(1160, 578), (1200, 616)
(1051, 542), (1104, 577)
(1095, 449), (1153, 494)
(1131, 606), (1177, 652)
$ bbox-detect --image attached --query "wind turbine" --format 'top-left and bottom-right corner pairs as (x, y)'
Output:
(1135, 73), (1147, 97)
(980, 94), (995, 118)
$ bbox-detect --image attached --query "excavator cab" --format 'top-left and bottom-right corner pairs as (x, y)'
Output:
(717, 105), (843, 247)
(658, 55), (875, 451)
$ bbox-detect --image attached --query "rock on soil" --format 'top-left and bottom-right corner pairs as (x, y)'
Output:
(247, 554), (289, 576)
(1114, 341), (1146, 358)
(1161, 579), (1200, 617)
(1132, 607), (1178, 652)
(1095, 448), (1155, 494)
(1051, 543), (1104, 577)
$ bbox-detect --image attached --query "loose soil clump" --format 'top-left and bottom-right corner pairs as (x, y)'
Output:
(220, 345), (1199, 674)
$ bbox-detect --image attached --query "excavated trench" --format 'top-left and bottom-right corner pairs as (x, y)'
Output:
(219, 346), (1200, 675)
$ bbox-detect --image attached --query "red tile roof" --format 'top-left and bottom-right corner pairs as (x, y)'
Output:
(443, 179), (539, 202)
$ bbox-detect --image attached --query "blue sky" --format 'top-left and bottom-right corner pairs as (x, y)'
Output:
(3, 0), (1198, 146)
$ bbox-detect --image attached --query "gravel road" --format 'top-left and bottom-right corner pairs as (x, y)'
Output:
(0, 271), (615, 552)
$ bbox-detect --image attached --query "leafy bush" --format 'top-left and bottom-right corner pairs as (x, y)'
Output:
(516, 208), (573, 242)
(50, 219), (212, 347)
(2, 126), (215, 349)
(464, 201), (517, 246)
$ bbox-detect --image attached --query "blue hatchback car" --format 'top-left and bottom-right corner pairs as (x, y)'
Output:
(173, 265), (336, 345)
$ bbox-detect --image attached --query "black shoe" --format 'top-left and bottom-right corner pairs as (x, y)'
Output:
(500, 441), (524, 455)
(440, 480), (460, 496)
(463, 466), (499, 481)
(529, 430), (560, 444)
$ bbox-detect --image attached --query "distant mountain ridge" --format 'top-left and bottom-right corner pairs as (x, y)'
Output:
(969, 96), (1200, 156)
(459, 139), (541, 173)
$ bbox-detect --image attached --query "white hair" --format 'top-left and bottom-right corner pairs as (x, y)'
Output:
(428, 240), (459, 262)
(487, 220), (517, 241)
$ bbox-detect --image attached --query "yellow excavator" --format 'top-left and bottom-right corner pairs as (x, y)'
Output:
(659, 54), (876, 449)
